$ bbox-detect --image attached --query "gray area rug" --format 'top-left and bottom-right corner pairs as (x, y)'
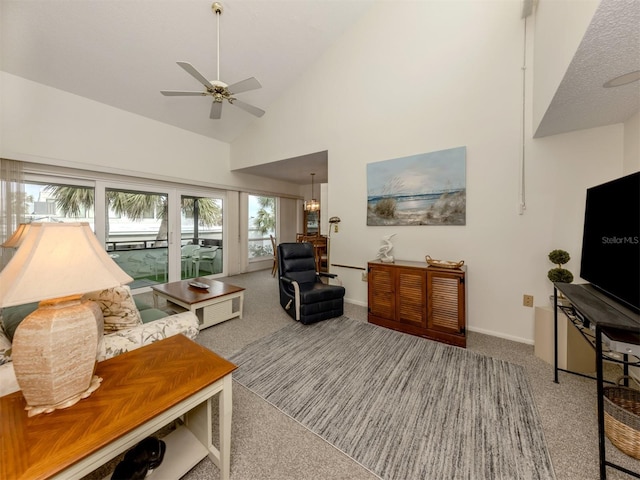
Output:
(229, 316), (556, 480)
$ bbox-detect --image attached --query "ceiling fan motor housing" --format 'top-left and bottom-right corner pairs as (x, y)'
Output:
(160, 1), (264, 118)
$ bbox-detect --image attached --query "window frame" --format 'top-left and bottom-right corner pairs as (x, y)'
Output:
(21, 171), (229, 292)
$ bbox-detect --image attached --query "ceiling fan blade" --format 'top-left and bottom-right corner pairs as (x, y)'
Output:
(160, 90), (207, 96)
(227, 77), (262, 94)
(230, 99), (265, 118)
(176, 61), (213, 89)
(210, 101), (223, 119)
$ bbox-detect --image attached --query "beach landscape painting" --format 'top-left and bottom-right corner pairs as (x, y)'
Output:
(367, 146), (466, 226)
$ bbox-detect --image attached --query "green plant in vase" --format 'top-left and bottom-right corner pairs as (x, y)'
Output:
(547, 249), (574, 283)
(547, 249), (573, 305)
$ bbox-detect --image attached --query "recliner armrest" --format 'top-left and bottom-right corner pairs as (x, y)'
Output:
(280, 276), (296, 285)
(318, 272), (337, 279)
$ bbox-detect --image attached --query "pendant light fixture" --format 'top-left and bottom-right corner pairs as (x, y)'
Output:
(304, 173), (320, 212)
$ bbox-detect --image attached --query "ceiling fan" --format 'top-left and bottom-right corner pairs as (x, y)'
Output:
(160, 2), (265, 119)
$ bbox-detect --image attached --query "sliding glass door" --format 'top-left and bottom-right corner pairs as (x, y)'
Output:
(180, 195), (223, 279)
(105, 188), (169, 289)
(17, 171), (228, 289)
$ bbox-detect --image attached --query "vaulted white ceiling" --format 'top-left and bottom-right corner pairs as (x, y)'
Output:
(0, 0), (374, 148)
(1, 0), (638, 184)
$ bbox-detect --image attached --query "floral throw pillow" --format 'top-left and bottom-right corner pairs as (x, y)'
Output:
(0, 324), (12, 365)
(83, 286), (143, 332)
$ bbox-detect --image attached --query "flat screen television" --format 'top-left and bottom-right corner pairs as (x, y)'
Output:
(580, 171), (640, 314)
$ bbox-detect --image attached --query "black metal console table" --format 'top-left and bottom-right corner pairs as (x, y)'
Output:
(553, 283), (640, 479)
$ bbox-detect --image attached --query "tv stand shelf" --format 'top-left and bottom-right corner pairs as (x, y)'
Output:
(553, 283), (640, 480)
(557, 304), (640, 367)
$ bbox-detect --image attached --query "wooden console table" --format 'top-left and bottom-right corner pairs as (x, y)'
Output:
(367, 259), (467, 347)
(0, 335), (237, 480)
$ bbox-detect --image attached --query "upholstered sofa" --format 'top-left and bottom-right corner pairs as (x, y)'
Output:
(0, 286), (199, 397)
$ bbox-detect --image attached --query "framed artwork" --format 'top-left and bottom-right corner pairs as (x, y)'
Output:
(367, 146), (466, 226)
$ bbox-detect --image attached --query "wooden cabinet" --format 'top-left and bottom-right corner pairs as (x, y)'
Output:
(303, 210), (319, 235)
(367, 259), (466, 347)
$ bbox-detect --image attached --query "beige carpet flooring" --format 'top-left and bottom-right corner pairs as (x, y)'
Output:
(131, 269), (639, 480)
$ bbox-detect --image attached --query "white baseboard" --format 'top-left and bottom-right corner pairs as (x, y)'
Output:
(345, 301), (534, 345)
(466, 325), (534, 345)
(344, 298), (367, 308)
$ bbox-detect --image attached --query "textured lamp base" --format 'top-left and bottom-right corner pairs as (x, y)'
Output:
(25, 375), (103, 417)
(12, 296), (104, 417)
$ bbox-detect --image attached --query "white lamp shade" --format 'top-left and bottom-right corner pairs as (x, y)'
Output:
(0, 222), (133, 307)
(1, 223), (32, 248)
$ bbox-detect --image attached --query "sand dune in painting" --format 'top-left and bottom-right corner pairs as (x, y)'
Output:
(367, 190), (465, 226)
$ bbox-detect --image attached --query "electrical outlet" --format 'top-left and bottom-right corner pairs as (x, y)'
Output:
(361, 271), (368, 282)
(523, 294), (534, 307)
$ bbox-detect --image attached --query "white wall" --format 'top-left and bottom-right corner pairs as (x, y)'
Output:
(536, 124), (624, 280)
(231, 1), (626, 343)
(0, 72), (300, 197)
(0, 71), (304, 278)
(623, 111), (640, 173)
(278, 197), (299, 244)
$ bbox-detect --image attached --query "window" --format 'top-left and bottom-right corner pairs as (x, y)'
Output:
(12, 168), (233, 290)
(248, 195), (275, 260)
(25, 182), (95, 227)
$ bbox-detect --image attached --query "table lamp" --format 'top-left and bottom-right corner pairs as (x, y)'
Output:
(1, 223), (31, 248)
(0, 222), (133, 416)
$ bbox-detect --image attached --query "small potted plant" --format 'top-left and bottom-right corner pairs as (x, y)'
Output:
(547, 249), (573, 305)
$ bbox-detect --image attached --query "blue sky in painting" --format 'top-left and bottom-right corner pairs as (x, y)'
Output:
(367, 146), (466, 197)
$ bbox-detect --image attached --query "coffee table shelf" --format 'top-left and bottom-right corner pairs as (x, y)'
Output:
(152, 278), (245, 330)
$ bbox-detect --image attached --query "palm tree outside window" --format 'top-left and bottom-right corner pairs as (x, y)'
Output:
(248, 195), (276, 260)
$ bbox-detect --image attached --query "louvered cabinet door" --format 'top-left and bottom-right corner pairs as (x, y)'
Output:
(368, 260), (466, 347)
(396, 267), (427, 328)
(368, 264), (395, 320)
(427, 268), (465, 339)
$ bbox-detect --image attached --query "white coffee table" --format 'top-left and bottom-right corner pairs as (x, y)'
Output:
(151, 278), (245, 329)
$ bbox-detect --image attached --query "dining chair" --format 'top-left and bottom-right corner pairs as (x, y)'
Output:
(146, 249), (168, 281)
(301, 235), (327, 272)
(192, 247), (218, 277)
(180, 244), (200, 277)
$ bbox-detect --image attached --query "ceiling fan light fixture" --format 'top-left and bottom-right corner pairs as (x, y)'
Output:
(160, 2), (265, 119)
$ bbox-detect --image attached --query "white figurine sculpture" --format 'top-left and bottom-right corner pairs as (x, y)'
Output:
(377, 234), (396, 263)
